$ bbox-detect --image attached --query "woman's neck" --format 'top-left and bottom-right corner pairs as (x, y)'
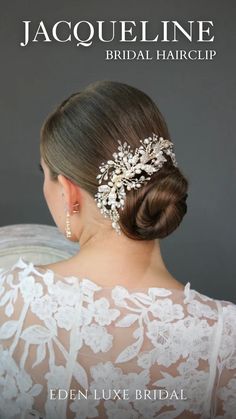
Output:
(48, 231), (184, 290)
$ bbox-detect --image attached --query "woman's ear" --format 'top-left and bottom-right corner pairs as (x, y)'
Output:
(57, 174), (81, 214)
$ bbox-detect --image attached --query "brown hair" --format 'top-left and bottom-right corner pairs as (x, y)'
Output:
(40, 81), (188, 240)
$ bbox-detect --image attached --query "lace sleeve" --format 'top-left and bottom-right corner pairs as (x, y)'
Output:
(0, 259), (56, 419)
(212, 301), (236, 418)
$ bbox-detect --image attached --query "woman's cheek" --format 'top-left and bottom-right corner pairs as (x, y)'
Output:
(43, 179), (48, 202)
(43, 180), (65, 232)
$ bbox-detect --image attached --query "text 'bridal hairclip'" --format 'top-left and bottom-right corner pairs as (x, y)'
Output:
(94, 133), (178, 235)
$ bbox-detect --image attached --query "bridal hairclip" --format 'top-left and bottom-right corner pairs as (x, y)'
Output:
(94, 133), (178, 234)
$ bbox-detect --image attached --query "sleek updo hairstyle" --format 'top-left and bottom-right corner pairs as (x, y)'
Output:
(40, 81), (188, 241)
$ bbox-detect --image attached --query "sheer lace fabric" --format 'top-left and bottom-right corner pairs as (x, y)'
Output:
(0, 257), (235, 419)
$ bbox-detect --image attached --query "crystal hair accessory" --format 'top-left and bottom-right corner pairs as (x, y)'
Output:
(94, 133), (178, 235)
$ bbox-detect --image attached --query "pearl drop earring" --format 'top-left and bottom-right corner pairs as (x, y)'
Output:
(65, 210), (72, 238)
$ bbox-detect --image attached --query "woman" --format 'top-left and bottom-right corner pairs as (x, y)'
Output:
(0, 81), (235, 419)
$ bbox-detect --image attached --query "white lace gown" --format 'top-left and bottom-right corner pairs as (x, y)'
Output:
(0, 257), (236, 419)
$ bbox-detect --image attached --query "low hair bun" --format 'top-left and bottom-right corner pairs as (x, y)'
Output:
(119, 163), (189, 241)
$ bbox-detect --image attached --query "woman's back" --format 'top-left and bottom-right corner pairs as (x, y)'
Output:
(0, 257), (235, 419)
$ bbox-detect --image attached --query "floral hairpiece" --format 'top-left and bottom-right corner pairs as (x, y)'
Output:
(94, 133), (178, 234)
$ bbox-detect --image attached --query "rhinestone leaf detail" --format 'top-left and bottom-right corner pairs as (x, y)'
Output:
(94, 133), (178, 234)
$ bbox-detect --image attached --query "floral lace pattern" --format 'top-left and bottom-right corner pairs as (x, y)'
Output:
(0, 257), (236, 419)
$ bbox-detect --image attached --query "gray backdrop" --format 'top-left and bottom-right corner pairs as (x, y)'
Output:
(0, 0), (235, 302)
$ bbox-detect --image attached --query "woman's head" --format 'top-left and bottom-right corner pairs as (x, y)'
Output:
(40, 81), (188, 241)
